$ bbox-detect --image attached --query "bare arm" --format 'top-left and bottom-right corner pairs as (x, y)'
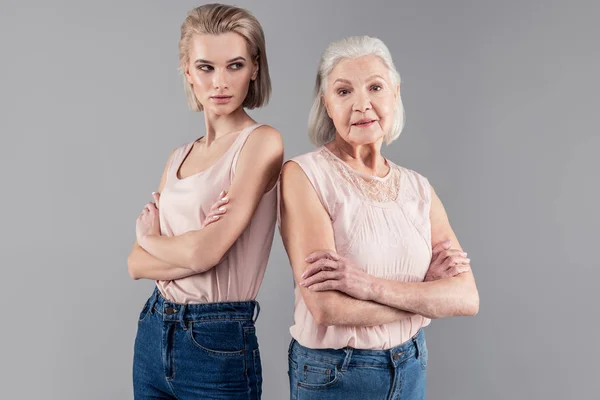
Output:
(369, 186), (480, 319)
(139, 126), (284, 273)
(127, 150), (196, 281)
(280, 161), (415, 327)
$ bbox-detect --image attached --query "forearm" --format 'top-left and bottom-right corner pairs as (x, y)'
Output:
(127, 242), (196, 280)
(311, 291), (416, 327)
(370, 273), (479, 319)
(140, 232), (220, 273)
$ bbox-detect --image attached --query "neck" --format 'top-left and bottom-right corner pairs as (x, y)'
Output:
(328, 135), (388, 176)
(202, 107), (255, 146)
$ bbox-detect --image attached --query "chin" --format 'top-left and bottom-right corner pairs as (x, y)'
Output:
(349, 132), (386, 146)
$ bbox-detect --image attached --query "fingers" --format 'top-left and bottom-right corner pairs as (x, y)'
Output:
(300, 270), (340, 287)
(202, 214), (221, 227)
(301, 259), (338, 279)
(442, 255), (471, 269)
(152, 192), (160, 208)
(305, 280), (338, 292)
(432, 240), (452, 257)
(210, 198), (229, 213)
(144, 202), (157, 213)
(447, 264), (472, 276)
(305, 249), (341, 263)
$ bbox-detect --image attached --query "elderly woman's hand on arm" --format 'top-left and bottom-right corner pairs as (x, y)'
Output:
(298, 185), (479, 320)
(280, 160), (416, 327)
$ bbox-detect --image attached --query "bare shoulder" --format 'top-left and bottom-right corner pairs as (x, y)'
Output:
(156, 148), (178, 192)
(281, 159), (308, 187)
(244, 124), (284, 156)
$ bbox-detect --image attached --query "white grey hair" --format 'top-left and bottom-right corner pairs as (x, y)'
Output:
(308, 35), (405, 146)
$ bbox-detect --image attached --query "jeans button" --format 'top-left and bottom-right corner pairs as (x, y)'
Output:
(165, 306), (176, 315)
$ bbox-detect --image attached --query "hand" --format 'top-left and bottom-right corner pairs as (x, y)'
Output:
(299, 250), (375, 301)
(424, 240), (471, 282)
(136, 197), (161, 246)
(201, 190), (229, 228)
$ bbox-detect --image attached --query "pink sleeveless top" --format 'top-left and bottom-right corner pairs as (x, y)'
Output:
(156, 123), (277, 304)
(285, 146), (433, 350)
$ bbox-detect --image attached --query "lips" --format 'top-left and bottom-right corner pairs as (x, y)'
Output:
(352, 119), (376, 126)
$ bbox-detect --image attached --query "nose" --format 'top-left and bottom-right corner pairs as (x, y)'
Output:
(353, 89), (372, 113)
(212, 68), (228, 90)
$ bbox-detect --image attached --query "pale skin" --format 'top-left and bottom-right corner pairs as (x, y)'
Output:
(280, 55), (479, 326)
(127, 31), (283, 280)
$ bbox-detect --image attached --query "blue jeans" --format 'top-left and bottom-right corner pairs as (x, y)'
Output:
(133, 288), (263, 399)
(288, 329), (427, 400)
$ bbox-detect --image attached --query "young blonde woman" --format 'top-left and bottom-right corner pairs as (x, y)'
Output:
(128, 4), (283, 399)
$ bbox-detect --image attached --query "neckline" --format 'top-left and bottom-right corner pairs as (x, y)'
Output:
(175, 123), (260, 181)
(321, 145), (393, 182)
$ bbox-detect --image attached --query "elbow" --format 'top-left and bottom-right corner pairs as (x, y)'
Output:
(466, 291), (480, 316)
(307, 298), (338, 326)
(312, 306), (334, 326)
(187, 246), (224, 274)
(455, 290), (480, 317)
(127, 255), (140, 280)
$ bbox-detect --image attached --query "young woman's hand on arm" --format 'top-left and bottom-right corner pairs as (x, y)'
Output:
(127, 151), (225, 281)
(280, 161), (415, 327)
(136, 126), (283, 274)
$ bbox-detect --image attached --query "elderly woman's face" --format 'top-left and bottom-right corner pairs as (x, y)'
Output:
(323, 55), (398, 146)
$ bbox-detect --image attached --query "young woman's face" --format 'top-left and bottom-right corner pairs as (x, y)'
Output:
(185, 32), (258, 116)
(323, 55), (398, 146)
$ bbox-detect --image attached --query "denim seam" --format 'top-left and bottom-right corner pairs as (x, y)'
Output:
(292, 348), (410, 367)
(253, 348), (261, 398)
(187, 322), (245, 357)
(296, 369), (342, 390)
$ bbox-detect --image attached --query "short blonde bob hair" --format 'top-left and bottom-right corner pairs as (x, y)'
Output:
(308, 36), (405, 146)
(179, 4), (271, 111)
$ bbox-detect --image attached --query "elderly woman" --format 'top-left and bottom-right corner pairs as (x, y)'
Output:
(279, 36), (479, 399)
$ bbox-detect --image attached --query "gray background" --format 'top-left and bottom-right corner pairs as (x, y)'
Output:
(1, 0), (598, 399)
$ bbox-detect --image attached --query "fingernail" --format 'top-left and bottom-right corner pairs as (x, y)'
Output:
(301, 272), (306, 278)
(218, 207), (225, 211)
(213, 216), (219, 220)
(299, 281), (306, 286)
(221, 196), (228, 201)
(305, 256), (312, 262)
(461, 252), (468, 257)
(466, 258), (471, 262)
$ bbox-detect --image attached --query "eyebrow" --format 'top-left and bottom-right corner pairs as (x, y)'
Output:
(333, 75), (386, 85)
(194, 56), (247, 64)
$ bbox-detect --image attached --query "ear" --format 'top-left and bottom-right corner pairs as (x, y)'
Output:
(184, 64), (194, 84)
(251, 59), (259, 81)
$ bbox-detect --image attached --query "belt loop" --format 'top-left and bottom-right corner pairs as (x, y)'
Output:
(340, 348), (353, 372)
(179, 304), (187, 330)
(412, 335), (420, 359)
(253, 301), (261, 323)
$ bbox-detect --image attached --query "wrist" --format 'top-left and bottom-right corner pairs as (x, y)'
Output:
(138, 233), (156, 249)
(367, 276), (383, 301)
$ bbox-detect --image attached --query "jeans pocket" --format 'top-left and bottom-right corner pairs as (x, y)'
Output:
(297, 362), (340, 390)
(187, 320), (245, 356)
(137, 297), (152, 323)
